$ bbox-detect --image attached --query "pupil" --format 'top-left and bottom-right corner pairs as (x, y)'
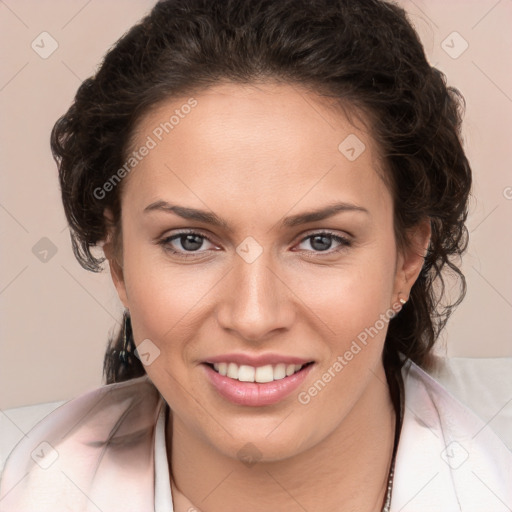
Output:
(311, 235), (331, 251)
(182, 234), (202, 251)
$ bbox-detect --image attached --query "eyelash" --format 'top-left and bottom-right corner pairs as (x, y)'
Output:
(158, 229), (352, 259)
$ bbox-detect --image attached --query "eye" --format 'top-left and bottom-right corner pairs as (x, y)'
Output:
(294, 231), (352, 254)
(158, 229), (352, 259)
(159, 230), (217, 258)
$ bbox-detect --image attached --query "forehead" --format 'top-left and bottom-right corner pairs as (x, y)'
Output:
(122, 81), (390, 220)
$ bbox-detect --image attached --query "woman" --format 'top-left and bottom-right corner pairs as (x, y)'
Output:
(1, 0), (510, 510)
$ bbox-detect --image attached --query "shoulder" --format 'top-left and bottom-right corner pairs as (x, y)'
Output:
(391, 357), (512, 511)
(0, 376), (163, 512)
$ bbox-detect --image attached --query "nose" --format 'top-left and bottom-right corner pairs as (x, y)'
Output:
(216, 250), (295, 342)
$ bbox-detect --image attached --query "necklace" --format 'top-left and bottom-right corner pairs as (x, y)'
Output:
(381, 378), (402, 512)
(381, 452), (396, 512)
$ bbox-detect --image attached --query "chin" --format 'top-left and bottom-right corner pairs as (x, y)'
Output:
(204, 419), (317, 465)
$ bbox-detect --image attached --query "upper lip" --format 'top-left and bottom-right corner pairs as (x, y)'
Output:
(204, 353), (314, 367)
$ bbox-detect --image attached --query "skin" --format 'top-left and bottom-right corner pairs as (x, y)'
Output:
(104, 81), (430, 512)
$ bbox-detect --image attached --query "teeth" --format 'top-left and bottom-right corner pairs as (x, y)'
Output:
(227, 362), (238, 379)
(211, 362), (307, 383)
(286, 364), (300, 377)
(255, 365), (274, 383)
(238, 365), (255, 382)
(273, 363), (286, 380)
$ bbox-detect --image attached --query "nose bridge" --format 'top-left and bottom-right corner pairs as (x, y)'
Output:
(217, 246), (292, 340)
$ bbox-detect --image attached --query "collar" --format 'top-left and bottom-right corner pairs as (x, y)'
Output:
(391, 359), (512, 511)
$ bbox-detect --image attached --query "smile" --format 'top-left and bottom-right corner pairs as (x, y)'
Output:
(202, 361), (315, 406)
(209, 362), (309, 383)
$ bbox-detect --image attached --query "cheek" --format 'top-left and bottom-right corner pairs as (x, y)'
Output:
(121, 237), (221, 355)
(293, 252), (397, 421)
(297, 246), (397, 345)
(124, 264), (198, 340)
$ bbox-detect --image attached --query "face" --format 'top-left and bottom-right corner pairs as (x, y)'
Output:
(105, 81), (428, 462)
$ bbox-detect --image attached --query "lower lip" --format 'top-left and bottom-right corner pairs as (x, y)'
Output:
(202, 363), (314, 406)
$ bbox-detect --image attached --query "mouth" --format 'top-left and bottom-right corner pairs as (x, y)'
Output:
(201, 361), (315, 406)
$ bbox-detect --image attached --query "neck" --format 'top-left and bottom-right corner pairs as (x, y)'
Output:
(167, 365), (397, 512)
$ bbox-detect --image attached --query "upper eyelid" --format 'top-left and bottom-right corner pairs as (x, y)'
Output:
(161, 229), (216, 245)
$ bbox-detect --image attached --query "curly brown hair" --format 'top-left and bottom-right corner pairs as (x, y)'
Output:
(50, 0), (471, 407)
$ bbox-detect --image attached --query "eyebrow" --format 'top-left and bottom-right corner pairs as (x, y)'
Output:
(143, 200), (369, 231)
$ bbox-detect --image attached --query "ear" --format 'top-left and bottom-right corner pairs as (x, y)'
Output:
(392, 217), (431, 302)
(103, 208), (129, 309)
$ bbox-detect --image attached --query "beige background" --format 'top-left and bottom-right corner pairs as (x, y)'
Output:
(0, 0), (511, 410)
